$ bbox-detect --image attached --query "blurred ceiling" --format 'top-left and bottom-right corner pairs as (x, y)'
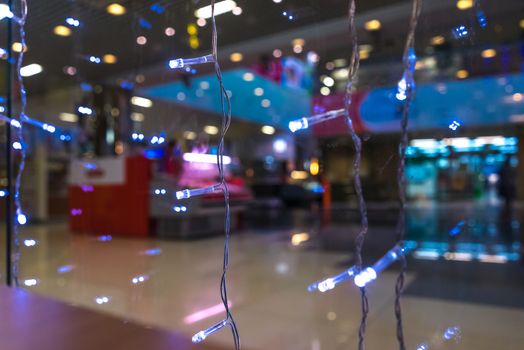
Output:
(6, 0), (521, 96)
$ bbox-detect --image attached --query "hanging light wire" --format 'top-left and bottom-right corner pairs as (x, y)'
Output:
(12, 0), (28, 287)
(394, 0), (422, 349)
(343, 1), (369, 349)
(190, 0), (240, 348)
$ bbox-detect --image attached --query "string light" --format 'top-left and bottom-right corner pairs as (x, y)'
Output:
(77, 106), (93, 115)
(449, 120), (461, 130)
(65, 17), (80, 27)
(173, 205), (188, 213)
(175, 184), (221, 200)
(396, 48), (417, 101)
(23, 239), (37, 247)
(192, 319), (229, 343)
(452, 25), (469, 39)
(95, 296), (110, 304)
(288, 108), (344, 132)
(307, 266), (358, 292)
(23, 278), (38, 287)
(354, 244), (411, 288)
(169, 54), (215, 69)
(89, 56), (101, 64)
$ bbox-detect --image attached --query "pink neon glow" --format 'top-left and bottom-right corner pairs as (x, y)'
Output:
(183, 301), (232, 325)
(183, 153), (232, 165)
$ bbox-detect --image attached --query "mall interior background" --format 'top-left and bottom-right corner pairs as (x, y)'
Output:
(0, 0), (524, 349)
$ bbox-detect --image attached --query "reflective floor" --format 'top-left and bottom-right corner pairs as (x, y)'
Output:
(4, 200), (524, 350)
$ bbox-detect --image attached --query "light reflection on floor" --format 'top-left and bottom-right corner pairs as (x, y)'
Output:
(3, 222), (524, 350)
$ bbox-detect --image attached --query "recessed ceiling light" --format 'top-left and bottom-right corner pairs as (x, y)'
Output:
(20, 63), (43, 77)
(63, 66), (77, 76)
(430, 35), (445, 46)
(261, 99), (271, 108)
(103, 54), (117, 64)
(195, 0), (237, 19)
(332, 68), (349, 80)
(230, 52), (243, 62)
(291, 38), (305, 47)
(189, 37), (200, 49)
(12, 42), (27, 53)
(322, 76), (335, 87)
(261, 125), (275, 135)
(481, 48), (496, 58)
(232, 6), (242, 15)
(130, 112), (145, 122)
(107, 3), (126, 16)
(293, 45), (303, 54)
(204, 125), (219, 135)
(273, 0), (282, 3)
(136, 36), (147, 45)
(456, 0), (473, 10)
(273, 49), (282, 58)
(54, 25), (71, 37)
(456, 69), (469, 79)
(364, 19), (381, 31)
(131, 96), (153, 108)
(320, 86), (331, 96)
(184, 131), (197, 140)
(59, 113), (78, 123)
(254, 87), (264, 96)
(165, 27), (175, 36)
(200, 81), (210, 90)
(197, 18), (207, 27)
(243, 72), (255, 81)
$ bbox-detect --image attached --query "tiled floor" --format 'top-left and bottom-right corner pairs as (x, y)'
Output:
(2, 201), (524, 349)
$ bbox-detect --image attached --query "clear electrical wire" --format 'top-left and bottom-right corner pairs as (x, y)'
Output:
(394, 0), (422, 349)
(12, 0), (28, 287)
(344, 1), (369, 349)
(189, 1), (240, 348)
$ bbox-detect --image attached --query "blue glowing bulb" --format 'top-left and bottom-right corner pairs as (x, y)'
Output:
(449, 120), (461, 130)
(10, 119), (21, 128)
(192, 319), (228, 344)
(65, 17), (80, 27)
(416, 342), (429, 350)
(97, 235), (112, 242)
(0, 190), (7, 197)
(12, 141), (22, 150)
(17, 212), (27, 225)
(452, 25), (469, 39)
(89, 56), (101, 64)
(476, 10), (487, 28)
(23, 239), (37, 247)
(78, 106), (93, 115)
(95, 296), (110, 304)
(138, 134), (145, 141)
(354, 267), (377, 287)
(288, 117), (309, 132)
(23, 278), (38, 287)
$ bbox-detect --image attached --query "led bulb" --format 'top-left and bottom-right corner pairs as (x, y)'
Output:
(192, 319), (228, 344)
(169, 54), (215, 69)
(0, 4), (14, 20)
(307, 266), (358, 293)
(176, 184), (221, 200)
(353, 243), (412, 288)
(288, 109), (345, 133)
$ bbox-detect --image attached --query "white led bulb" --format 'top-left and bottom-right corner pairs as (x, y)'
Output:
(192, 319), (228, 344)
(169, 54), (215, 69)
(288, 109), (345, 133)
